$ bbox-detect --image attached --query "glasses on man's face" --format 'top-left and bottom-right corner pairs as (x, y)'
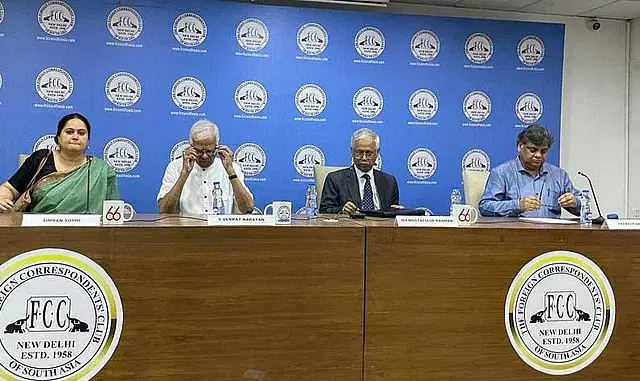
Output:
(352, 150), (377, 159)
(192, 146), (217, 156)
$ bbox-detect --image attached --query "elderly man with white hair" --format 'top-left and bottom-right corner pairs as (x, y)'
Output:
(319, 128), (399, 214)
(157, 120), (254, 214)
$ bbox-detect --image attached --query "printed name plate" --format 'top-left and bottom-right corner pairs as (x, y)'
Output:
(208, 215), (276, 226)
(396, 216), (458, 227)
(22, 214), (101, 227)
(605, 219), (640, 230)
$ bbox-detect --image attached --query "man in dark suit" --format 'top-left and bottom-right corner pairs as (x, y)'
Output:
(319, 128), (400, 214)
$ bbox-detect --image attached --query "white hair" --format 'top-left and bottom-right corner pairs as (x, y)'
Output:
(350, 128), (380, 150)
(189, 120), (219, 146)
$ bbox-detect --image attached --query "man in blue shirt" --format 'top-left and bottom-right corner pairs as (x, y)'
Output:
(479, 124), (581, 218)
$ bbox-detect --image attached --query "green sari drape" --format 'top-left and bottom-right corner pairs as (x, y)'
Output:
(28, 158), (119, 214)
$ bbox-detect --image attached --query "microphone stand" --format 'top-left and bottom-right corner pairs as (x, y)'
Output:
(577, 171), (605, 225)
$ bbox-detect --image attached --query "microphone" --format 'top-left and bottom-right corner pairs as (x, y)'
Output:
(85, 157), (92, 214)
(577, 171), (605, 225)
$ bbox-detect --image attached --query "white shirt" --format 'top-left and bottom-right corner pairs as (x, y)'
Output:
(353, 166), (380, 210)
(157, 157), (253, 214)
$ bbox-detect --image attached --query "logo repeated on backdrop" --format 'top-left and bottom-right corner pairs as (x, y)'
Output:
(354, 27), (385, 59)
(463, 91), (491, 123)
(105, 72), (141, 108)
(104, 137), (140, 173)
(38, 1), (75, 36)
(408, 89), (438, 122)
(173, 13), (207, 47)
(297, 23), (328, 56)
(172, 76), (206, 111)
(36, 67), (73, 104)
(107, 7), (143, 42)
(235, 80), (268, 114)
(505, 251), (616, 375)
(236, 18), (269, 52)
(518, 35), (545, 67)
(295, 84), (326, 117)
(410, 30), (440, 62)
(33, 134), (57, 151)
(353, 87), (383, 119)
(0, 248), (123, 381)
(516, 93), (543, 125)
(407, 148), (437, 180)
(293, 145), (325, 178)
(461, 149), (490, 172)
(465, 33), (493, 65)
(169, 140), (189, 162)
(0, 2), (4, 26)
(233, 143), (267, 177)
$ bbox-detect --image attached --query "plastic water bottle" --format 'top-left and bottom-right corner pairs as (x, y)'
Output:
(580, 189), (592, 225)
(450, 187), (462, 216)
(212, 182), (225, 215)
(305, 184), (318, 216)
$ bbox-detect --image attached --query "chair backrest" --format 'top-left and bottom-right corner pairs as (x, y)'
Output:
(462, 170), (490, 210)
(18, 154), (29, 169)
(313, 165), (347, 201)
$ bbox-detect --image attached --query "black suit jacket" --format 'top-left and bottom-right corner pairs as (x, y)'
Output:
(319, 166), (400, 214)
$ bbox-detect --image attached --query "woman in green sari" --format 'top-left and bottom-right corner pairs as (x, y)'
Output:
(0, 113), (119, 214)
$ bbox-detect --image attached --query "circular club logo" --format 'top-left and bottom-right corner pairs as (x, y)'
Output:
(0, 2), (4, 25)
(107, 7), (143, 42)
(38, 1), (75, 36)
(408, 148), (437, 180)
(295, 84), (326, 117)
(293, 145), (325, 178)
(234, 80), (267, 114)
(462, 149), (490, 172)
(463, 91), (491, 122)
(276, 206), (290, 222)
(465, 33), (493, 64)
(104, 137), (140, 173)
(410, 30), (440, 62)
(171, 76), (206, 111)
(236, 18), (269, 52)
(353, 87), (383, 119)
(173, 12), (207, 47)
(355, 27), (385, 59)
(36, 67), (73, 103)
(516, 93), (543, 124)
(296, 23), (328, 56)
(33, 134), (57, 152)
(233, 143), (266, 177)
(409, 89), (438, 121)
(505, 251), (615, 375)
(518, 35), (545, 66)
(105, 72), (141, 107)
(0, 248), (123, 381)
(169, 140), (190, 162)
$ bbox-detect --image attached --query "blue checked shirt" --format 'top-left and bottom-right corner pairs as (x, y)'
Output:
(479, 158), (581, 218)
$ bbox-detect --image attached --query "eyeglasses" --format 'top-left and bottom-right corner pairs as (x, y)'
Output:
(192, 146), (217, 156)
(352, 150), (378, 159)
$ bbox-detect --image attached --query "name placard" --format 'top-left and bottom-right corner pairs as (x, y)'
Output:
(208, 215), (276, 226)
(605, 219), (640, 230)
(396, 216), (458, 227)
(21, 214), (102, 227)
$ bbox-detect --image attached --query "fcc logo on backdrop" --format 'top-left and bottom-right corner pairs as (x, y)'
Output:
(295, 84), (326, 117)
(516, 93), (543, 124)
(355, 27), (385, 59)
(236, 18), (269, 52)
(36, 67), (73, 103)
(294, 145), (325, 178)
(172, 76), (206, 111)
(169, 140), (189, 161)
(353, 87), (383, 119)
(518, 35), (545, 66)
(235, 80), (268, 114)
(38, 1), (75, 36)
(33, 134), (57, 152)
(465, 33), (493, 64)
(411, 30), (440, 62)
(297, 23), (328, 56)
(104, 137), (140, 173)
(107, 6), (143, 42)
(462, 149), (490, 172)
(408, 148), (437, 180)
(463, 91), (491, 122)
(234, 143), (267, 177)
(0, 2), (4, 25)
(173, 13), (207, 47)
(409, 89), (438, 121)
(105, 72), (141, 107)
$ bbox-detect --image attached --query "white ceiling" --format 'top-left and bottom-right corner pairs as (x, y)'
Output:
(393, 0), (640, 20)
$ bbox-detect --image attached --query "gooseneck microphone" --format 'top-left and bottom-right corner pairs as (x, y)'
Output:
(577, 171), (605, 225)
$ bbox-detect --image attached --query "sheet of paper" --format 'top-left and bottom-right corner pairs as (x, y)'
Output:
(518, 217), (578, 225)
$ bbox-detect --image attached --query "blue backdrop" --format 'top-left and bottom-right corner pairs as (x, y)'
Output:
(0, 0), (564, 214)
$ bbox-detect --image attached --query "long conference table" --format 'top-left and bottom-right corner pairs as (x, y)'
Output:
(0, 214), (638, 380)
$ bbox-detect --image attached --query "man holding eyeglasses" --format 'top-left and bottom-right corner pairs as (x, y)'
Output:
(157, 120), (254, 214)
(479, 124), (580, 218)
(319, 128), (400, 214)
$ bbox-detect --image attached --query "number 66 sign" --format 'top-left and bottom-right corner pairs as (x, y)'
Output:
(452, 204), (479, 226)
(102, 200), (135, 225)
